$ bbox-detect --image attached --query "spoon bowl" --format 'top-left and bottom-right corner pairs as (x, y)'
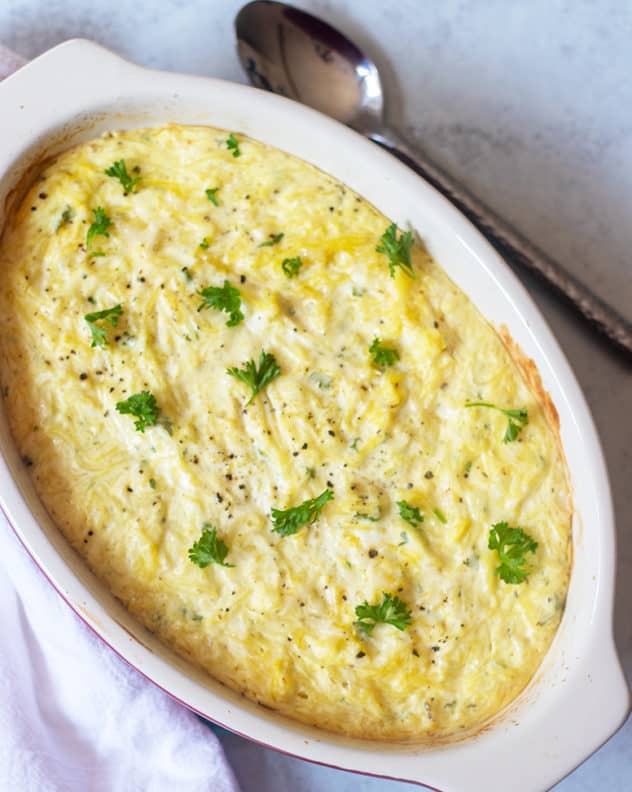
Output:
(235, 0), (384, 130)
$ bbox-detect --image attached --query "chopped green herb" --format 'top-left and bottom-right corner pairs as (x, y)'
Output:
(199, 237), (210, 249)
(350, 437), (361, 451)
(433, 507), (447, 524)
(226, 133), (241, 157)
(181, 266), (193, 282)
(271, 488), (333, 537)
(115, 391), (160, 433)
(369, 336), (399, 368)
(354, 511), (380, 522)
(104, 159), (140, 193)
(86, 207), (112, 248)
(227, 350), (281, 405)
(398, 531), (409, 546)
(188, 524), (235, 568)
(465, 402), (529, 443)
(55, 204), (74, 231)
(90, 252), (106, 258)
(397, 500), (424, 526)
(281, 256), (302, 278)
(205, 187), (220, 206)
(258, 232), (284, 248)
(149, 478), (156, 489)
(488, 521), (538, 584)
(376, 222), (415, 278)
(197, 280), (244, 327)
(464, 460), (472, 477)
(355, 592), (412, 636)
(84, 303), (123, 348)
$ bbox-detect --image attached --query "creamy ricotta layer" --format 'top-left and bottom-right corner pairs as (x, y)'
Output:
(0, 125), (571, 740)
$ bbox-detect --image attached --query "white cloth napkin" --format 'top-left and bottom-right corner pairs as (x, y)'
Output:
(0, 47), (241, 792)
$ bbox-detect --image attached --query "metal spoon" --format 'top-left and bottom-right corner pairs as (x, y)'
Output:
(235, 0), (632, 360)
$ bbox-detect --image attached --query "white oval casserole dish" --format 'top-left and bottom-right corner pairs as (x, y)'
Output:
(0, 40), (628, 792)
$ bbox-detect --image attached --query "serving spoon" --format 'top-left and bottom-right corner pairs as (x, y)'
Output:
(235, 0), (632, 360)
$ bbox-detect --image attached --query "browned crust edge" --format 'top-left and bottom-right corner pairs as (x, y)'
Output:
(497, 323), (574, 520)
(498, 325), (560, 435)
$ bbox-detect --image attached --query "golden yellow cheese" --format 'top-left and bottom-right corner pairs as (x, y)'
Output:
(0, 125), (572, 740)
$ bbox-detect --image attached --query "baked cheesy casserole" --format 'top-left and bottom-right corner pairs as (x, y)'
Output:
(0, 125), (572, 740)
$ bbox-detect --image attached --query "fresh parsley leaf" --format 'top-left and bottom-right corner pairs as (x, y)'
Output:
(188, 524), (235, 568)
(397, 500), (424, 526)
(369, 336), (399, 368)
(465, 402), (529, 443)
(376, 223), (415, 278)
(227, 350), (281, 405)
(226, 133), (241, 158)
(354, 511), (381, 522)
(104, 159), (140, 193)
(271, 489), (334, 537)
(86, 207), (112, 248)
(84, 303), (123, 348)
(355, 592), (412, 636)
(115, 390), (160, 433)
(433, 507), (447, 524)
(488, 521), (538, 584)
(281, 256), (302, 278)
(205, 187), (220, 206)
(55, 204), (74, 232)
(199, 237), (210, 249)
(258, 232), (284, 248)
(197, 280), (244, 326)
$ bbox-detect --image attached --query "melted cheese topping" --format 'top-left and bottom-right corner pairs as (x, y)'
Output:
(0, 125), (571, 740)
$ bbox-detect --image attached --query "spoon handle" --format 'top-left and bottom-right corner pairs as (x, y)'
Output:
(368, 127), (632, 360)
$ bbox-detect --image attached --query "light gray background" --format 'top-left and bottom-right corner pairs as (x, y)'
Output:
(1, 1), (630, 790)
